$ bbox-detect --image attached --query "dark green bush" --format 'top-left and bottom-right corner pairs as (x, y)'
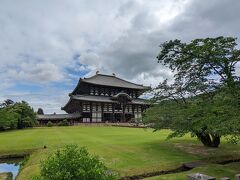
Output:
(40, 145), (117, 180)
(46, 121), (53, 127)
(58, 119), (69, 126)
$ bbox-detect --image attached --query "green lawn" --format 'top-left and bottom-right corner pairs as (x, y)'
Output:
(0, 126), (239, 179)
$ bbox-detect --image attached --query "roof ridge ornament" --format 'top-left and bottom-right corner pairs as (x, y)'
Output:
(112, 73), (116, 76)
(111, 92), (132, 102)
(96, 70), (99, 74)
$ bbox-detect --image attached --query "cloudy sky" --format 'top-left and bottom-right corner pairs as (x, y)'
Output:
(0, 0), (240, 113)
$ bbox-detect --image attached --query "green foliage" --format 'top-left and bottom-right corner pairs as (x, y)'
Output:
(58, 119), (69, 126)
(39, 145), (117, 180)
(12, 101), (36, 129)
(157, 37), (239, 90)
(0, 109), (18, 130)
(0, 100), (36, 131)
(145, 36), (240, 147)
(145, 88), (240, 137)
(47, 121), (53, 127)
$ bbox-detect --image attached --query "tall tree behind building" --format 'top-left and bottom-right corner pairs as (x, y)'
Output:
(37, 108), (44, 115)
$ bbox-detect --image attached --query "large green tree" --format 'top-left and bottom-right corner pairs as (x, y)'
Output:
(144, 36), (240, 147)
(0, 100), (36, 130)
(12, 101), (36, 129)
(0, 109), (18, 130)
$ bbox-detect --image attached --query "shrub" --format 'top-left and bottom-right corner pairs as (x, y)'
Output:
(35, 120), (40, 127)
(40, 145), (117, 180)
(23, 116), (36, 127)
(58, 119), (69, 126)
(46, 121), (53, 127)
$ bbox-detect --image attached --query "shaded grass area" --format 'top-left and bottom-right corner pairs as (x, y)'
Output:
(0, 126), (239, 179)
(146, 162), (240, 180)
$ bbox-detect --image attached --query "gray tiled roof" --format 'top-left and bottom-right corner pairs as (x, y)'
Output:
(81, 74), (148, 89)
(72, 95), (147, 104)
(37, 113), (81, 121)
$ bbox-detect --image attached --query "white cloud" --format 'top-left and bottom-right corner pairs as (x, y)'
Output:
(6, 62), (64, 83)
(1, 90), (69, 114)
(0, 0), (240, 113)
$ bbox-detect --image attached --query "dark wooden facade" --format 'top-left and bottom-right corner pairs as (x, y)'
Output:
(61, 73), (149, 123)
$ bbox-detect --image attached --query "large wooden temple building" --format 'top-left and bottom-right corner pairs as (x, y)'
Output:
(37, 72), (149, 124)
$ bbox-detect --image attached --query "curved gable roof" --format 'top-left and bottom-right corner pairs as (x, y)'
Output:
(81, 74), (147, 89)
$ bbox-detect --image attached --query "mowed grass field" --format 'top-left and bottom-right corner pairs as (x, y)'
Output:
(0, 126), (240, 179)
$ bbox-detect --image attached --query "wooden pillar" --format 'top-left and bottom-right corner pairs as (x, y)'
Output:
(80, 102), (83, 123)
(101, 103), (104, 122)
(112, 103), (115, 122)
(122, 104), (126, 122)
(132, 104), (135, 119)
(80, 102), (83, 113)
(90, 102), (92, 123)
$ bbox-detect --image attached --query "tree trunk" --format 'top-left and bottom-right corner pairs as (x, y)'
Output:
(196, 133), (220, 148)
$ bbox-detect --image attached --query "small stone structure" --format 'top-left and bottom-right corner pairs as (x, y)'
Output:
(236, 174), (240, 180)
(187, 173), (240, 180)
(187, 173), (215, 180)
(220, 177), (230, 180)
